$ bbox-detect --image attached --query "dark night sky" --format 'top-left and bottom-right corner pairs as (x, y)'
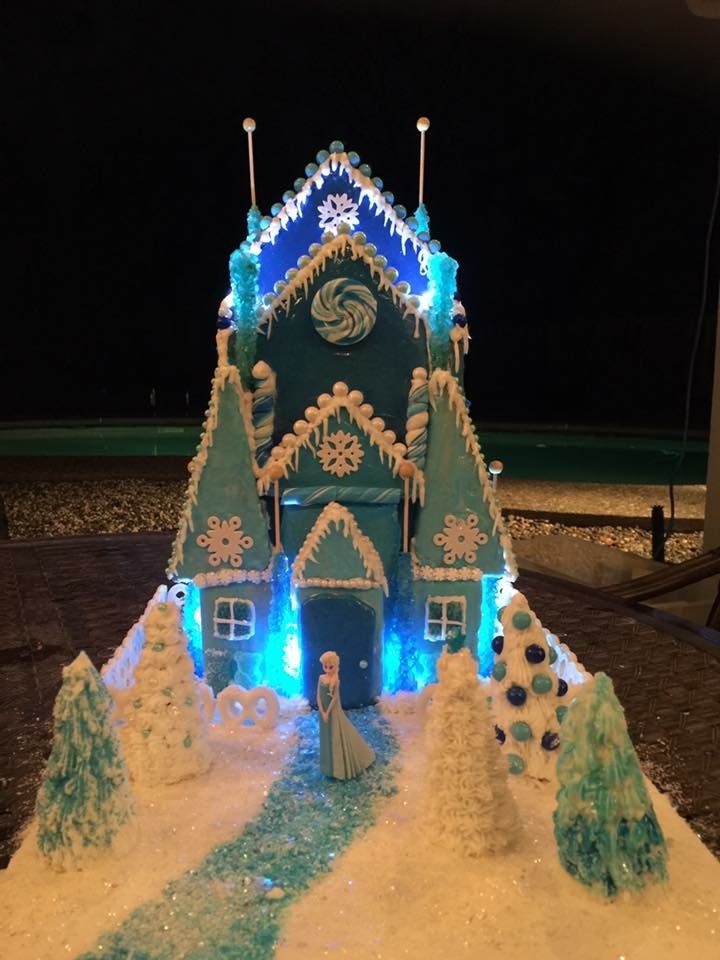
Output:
(3, 0), (720, 430)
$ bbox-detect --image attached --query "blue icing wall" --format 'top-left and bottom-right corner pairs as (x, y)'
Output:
(256, 254), (428, 442)
(414, 389), (505, 575)
(257, 171), (429, 297)
(175, 376), (272, 579)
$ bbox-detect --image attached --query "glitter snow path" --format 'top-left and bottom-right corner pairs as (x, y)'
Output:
(0, 723), (296, 960)
(277, 709), (720, 960)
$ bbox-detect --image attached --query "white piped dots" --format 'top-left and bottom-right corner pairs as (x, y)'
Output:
(242, 117), (256, 132)
(293, 420), (309, 435)
(317, 393), (333, 408)
(412, 367), (428, 380)
(332, 382), (349, 397)
(252, 361), (272, 379)
(359, 403), (374, 418)
(371, 417), (386, 431)
(304, 406), (319, 420)
(383, 430), (397, 444)
(416, 116), (430, 132)
(348, 390), (364, 405)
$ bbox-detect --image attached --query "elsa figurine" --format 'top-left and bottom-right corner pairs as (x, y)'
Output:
(317, 651), (375, 780)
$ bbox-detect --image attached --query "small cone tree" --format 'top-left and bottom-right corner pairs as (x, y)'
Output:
(36, 652), (134, 871)
(554, 672), (668, 898)
(490, 591), (566, 780)
(121, 601), (210, 786)
(422, 635), (518, 856)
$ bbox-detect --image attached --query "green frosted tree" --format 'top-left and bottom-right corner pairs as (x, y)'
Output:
(553, 672), (668, 898)
(36, 651), (134, 871)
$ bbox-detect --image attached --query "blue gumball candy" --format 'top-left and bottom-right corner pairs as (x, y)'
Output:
(394, 204), (407, 220)
(541, 731), (560, 751)
(316, 149), (330, 164)
(305, 162), (318, 177)
(271, 202), (283, 216)
(557, 679), (568, 697)
(216, 317), (233, 330)
(506, 685), (526, 707)
(329, 140), (345, 154)
(372, 176), (384, 190)
(524, 643), (546, 664)
(512, 610), (532, 630)
(494, 724), (506, 744)
(347, 151), (361, 166)
(359, 163), (372, 177)
(491, 635), (504, 655)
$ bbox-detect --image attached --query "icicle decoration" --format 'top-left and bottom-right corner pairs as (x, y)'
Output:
(251, 360), (277, 466)
(228, 208), (263, 381)
(405, 367), (430, 469)
(249, 152), (432, 275)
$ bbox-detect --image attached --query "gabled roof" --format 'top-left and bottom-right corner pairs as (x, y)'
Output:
(258, 379), (424, 504)
(291, 501), (388, 595)
(412, 370), (517, 580)
(256, 232), (430, 344)
(167, 329), (272, 584)
(250, 150), (431, 275)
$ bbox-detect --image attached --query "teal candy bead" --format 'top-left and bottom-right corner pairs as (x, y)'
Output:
(294, 177), (306, 192)
(297, 255), (311, 268)
(282, 190), (295, 203)
(263, 292), (274, 305)
(532, 673), (554, 694)
(510, 721), (533, 742)
(359, 163), (372, 177)
(152, 642), (165, 652)
(185, 696), (194, 706)
(329, 140), (345, 153)
(549, 646), (558, 664)
(512, 610), (532, 630)
(353, 231), (367, 244)
(373, 254), (388, 269)
(394, 204), (407, 219)
(556, 705), (568, 723)
(260, 215), (272, 229)
(348, 151), (361, 166)
(162, 687), (173, 697)
(308, 243), (322, 257)
(337, 222), (352, 235)
(396, 281), (410, 294)
(372, 176), (384, 189)
(273, 280), (287, 295)
(492, 660), (507, 681)
(316, 149), (330, 163)
(429, 238), (442, 252)
(418, 230), (430, 242)
(406, 216), (418, 231)
(384, 267), (399, 282)
(382, 191), (395, 205)
(285, 268), (298, 281)
(305, 162), (318, 177)
(271, 202), (283, 216)
(183, 735), (192, 748)
(364, 243), (377, 257)
(508, 754), (525, 775)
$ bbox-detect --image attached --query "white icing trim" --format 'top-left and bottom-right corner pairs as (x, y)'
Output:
(411, 544), (483, 582)
(258, 380), (424, 505)
(101, 585), (168, 690)
(167, 353), (261, 579)
(291, 501), (388, 595)
(256, 233), (430, 343)
(428, 370), (518, 581)
(193, 559), (274, 588)
(250, 152), (431, 272)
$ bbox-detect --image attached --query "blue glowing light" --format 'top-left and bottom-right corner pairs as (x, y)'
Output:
(180, 581), (204, 677)
(478, 575), (502, 676)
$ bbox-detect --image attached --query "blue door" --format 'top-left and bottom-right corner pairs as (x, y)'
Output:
(301, 594), (377, 708)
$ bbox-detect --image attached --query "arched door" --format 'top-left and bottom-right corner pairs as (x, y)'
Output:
(300, 594), (376, 709)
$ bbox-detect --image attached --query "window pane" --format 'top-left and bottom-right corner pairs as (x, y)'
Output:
(216, 601), (231, 620)
(427, 621), (443, 638)
(447, 600), (464, 623)
(232, 599), (251, 619)
(216, 621), (231, 638)
(232, 622), (251, 639)
(427, 600), (442, 619)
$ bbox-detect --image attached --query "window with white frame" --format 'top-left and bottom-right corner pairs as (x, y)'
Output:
(424, 596), (466, 643)
(213, 597), (255, 640)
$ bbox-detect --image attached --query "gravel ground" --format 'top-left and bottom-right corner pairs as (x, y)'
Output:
(0, 478), (705, 564)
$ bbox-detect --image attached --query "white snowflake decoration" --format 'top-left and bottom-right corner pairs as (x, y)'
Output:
(317, 193), (360, 233)
(196, 516), (254, 568)
(433, 513), (488, 565)
(316, 430), (364, 478)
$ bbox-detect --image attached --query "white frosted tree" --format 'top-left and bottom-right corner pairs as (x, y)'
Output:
(421, 644), (518, 857)
(36, 652), (134, 871)
(490, 591), (567, 780)
(120, 601), (210, 786)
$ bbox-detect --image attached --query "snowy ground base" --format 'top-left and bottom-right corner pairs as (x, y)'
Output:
(0, 722), (296, 960)
(1, 706), (719, 960)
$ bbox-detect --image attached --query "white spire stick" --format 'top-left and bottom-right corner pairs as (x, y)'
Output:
(417, 116), (430, 206)
(243, 117), (257, 207)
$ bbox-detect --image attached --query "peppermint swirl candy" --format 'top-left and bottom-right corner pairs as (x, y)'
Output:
(311, 277), (377, 345)
(405, 368), (429, 467)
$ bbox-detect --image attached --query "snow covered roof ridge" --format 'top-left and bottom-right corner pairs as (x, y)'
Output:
(258, 379), (424, 504)
(250, 150), (431, 273)
(167, 330), (260, 577)
(291, 501), (389, 595)
(428, 370), (518, 580)
(256, 231), (430, 344)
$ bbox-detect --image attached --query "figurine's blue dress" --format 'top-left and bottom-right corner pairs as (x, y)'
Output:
(318, 681), (375, 780)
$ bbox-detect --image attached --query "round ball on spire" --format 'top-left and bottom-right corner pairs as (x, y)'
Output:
(416, 117), (431, 132)
(242, 117), (256, 133)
